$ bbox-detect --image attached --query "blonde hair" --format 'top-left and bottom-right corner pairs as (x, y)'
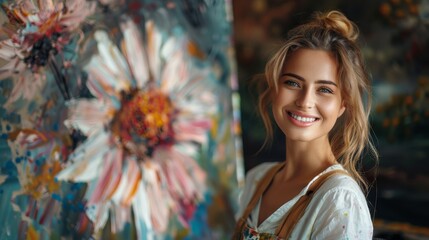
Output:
(257, 11), (378, 192)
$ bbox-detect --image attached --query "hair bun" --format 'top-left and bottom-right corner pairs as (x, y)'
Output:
(316, 11), (359, 42)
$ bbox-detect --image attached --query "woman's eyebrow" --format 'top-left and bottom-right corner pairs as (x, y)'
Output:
(316, 80), (338, 87)
(281, 72), (338, 87)
(281, 73), (304, 81)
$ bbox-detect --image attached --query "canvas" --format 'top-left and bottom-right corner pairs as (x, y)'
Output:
(0, 0), (242, 239)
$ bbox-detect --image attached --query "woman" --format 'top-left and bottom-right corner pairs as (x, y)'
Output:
(234, 11), (378, 239)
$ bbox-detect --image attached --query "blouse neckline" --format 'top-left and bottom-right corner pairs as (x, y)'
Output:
(252, 163), (344, 229)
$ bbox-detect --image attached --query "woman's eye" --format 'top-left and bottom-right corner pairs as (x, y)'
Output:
(319, 87), (333, 94)
(285, 80), (300, 87)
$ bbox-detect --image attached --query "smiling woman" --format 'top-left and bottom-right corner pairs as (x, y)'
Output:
(233, 11), (378, 240)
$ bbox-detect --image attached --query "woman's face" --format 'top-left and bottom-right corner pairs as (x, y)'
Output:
(272, 48), (345, 142)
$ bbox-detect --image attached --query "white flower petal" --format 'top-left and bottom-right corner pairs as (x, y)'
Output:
(56, 130), (111, 181)
(92, 31), (132, 91)
(64, 99), (112, 136)
(161, 35), (182, 60)
(120, 18), (149, 88)
(110, 156), (140, 206)
(145, 21), (162, 81)
(86, 55), (125, 94)
(0, 40), (19, 60)
(86, 202), (111, 232)
(132, 179), (155, 240)
(160, 51), (188, 94)
(85, 64), (122, 110)
(174, 142), (199, 156)
(0, 59), (26, 81)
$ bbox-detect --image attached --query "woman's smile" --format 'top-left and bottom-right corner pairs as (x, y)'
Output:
(287, 111), (320, 126)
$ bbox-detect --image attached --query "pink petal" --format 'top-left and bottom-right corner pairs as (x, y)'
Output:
(60, 0), (95, 31)
(141, 161), (171, 232)
(37, 0), (55, 12)
(3, 71), (46, 110)
(110, 203), (131, 233)
(173, 119), (212, 143)
(19, 0), (38, 13)
(87, 147), (123, 206)
(155, 147), (206, 201)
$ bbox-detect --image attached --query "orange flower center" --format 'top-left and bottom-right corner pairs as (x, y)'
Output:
(112, 89), (175, 155)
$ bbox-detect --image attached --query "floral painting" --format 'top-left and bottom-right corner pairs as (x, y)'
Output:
(0, 0), (242, 239)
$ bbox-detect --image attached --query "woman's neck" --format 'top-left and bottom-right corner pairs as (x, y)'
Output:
(280, 136), (337, 181)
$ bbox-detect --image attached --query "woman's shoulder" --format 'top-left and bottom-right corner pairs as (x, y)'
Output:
(323, 165), (364, 190)
(314, 164), (369, 205)
(307, 165), (373, 239)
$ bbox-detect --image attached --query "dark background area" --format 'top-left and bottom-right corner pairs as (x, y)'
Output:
(232, 0), (429, 238)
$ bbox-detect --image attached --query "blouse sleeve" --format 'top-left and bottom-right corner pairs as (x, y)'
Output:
(311, 187), (373, 240)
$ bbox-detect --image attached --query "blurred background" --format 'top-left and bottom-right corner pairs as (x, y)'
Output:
(232, 0), (429, 239)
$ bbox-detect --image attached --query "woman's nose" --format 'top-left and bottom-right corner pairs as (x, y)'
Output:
(295, 89), (315, 109)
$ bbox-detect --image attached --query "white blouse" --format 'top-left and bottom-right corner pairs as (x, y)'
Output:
(236, 162), (373, 240)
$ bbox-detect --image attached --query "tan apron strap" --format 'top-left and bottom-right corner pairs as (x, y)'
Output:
(275, 169), (349, 239)
(232, 162), (285, 240)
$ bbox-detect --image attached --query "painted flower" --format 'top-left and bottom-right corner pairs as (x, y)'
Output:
(8, 129), (65, 197)
(2, 129), (73, 238)
(56, 18), (217, 238)
(0, 0), (95, 107)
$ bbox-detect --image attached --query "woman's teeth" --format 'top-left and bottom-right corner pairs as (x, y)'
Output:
(290, 112), (317, 122)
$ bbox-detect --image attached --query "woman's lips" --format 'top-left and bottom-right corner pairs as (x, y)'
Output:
(287, 111), (320, 127)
